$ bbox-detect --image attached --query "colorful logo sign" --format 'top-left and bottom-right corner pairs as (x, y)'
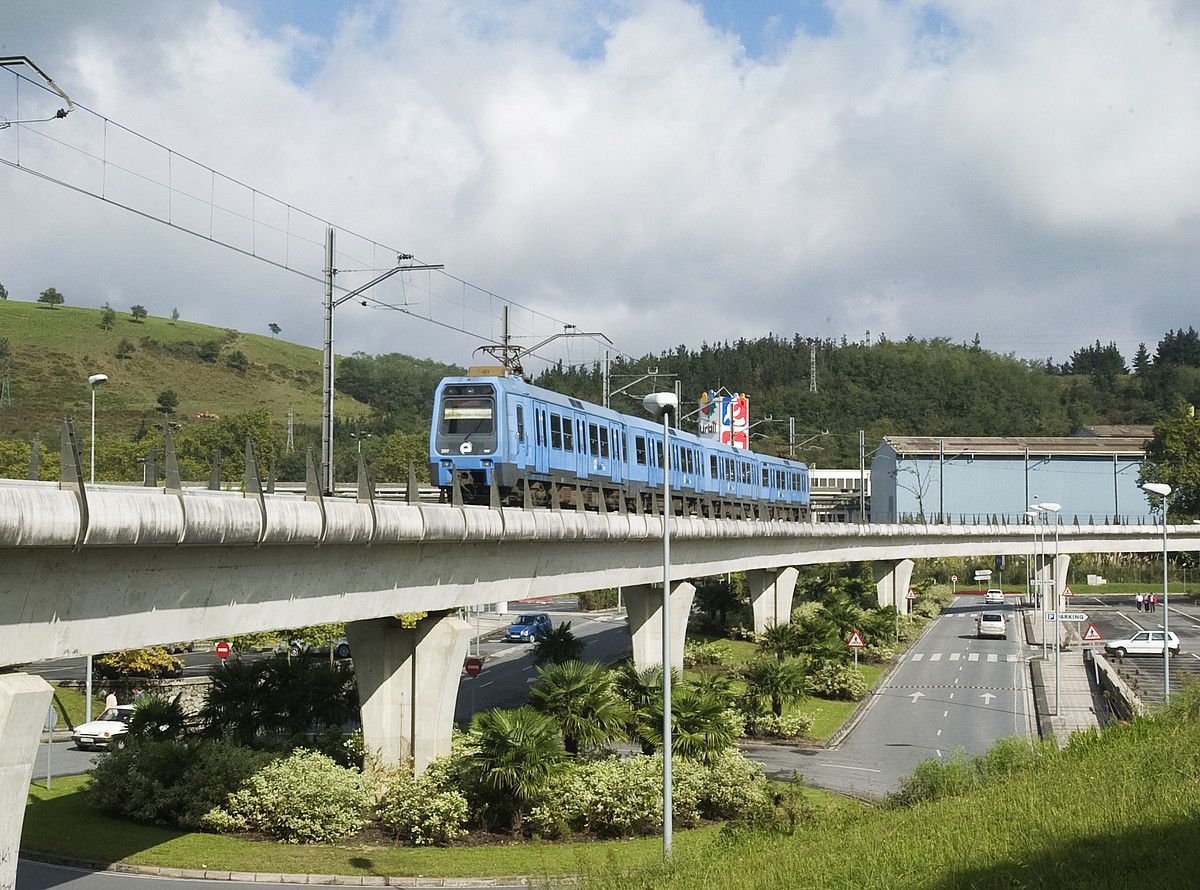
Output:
(698, 391), (750, 450)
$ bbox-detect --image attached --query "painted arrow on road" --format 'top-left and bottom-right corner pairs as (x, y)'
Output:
(980, 692), (997, 704)
(908, 691), (925, 703)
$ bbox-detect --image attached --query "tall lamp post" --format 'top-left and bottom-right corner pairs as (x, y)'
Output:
(86, 372), (108, 723)
(1142, 482), (1172, 702)
(643, 391), (677, 862)
(1037, 502), (1062, 715)
(1028, 504), (1047, 659)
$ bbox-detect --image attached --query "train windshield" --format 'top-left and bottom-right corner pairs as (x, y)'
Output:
(440, 387), (495, 436)
(442, 398), (494, 435)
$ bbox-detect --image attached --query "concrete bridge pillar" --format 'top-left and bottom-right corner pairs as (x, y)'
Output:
(748, 567), (799, 632)
(624, 581), (696, 672)
(872, 559), (915, 610)
(1, 671), (54, 890)
(345, 610), (471, 774)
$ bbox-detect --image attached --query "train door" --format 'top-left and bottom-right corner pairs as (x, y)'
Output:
(609, 425), (624, 485)
(534, 404), (549, 475)
(575, 414), (590, 481)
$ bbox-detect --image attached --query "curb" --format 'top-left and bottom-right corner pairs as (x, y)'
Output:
(22, 854), (572, 887)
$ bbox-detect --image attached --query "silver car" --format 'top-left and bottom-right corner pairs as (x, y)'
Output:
(976, 612), (1006, 639)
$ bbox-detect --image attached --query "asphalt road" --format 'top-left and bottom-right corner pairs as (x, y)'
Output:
(753, 594), (1035, 798)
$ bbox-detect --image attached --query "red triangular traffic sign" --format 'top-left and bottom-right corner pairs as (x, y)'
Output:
(1082, 623), (1103, 642)
(847, 630), (866, 649)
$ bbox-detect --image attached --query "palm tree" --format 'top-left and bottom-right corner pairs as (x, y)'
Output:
(759, 621), (805, 660)
(467, 706), (567, 833)
(530, 661), (630, 755)
(743, 656), (809, 718)
(531, 621), (585, 666)
(635, 685), (737, 763)
(613, 662), (682, 755)
(200, 657), (272, 745)
(128, 694), (187, 741)
(822, 595), (864, 638)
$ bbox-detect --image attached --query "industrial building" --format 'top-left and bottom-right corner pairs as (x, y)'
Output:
(869, 429), (1153, 524)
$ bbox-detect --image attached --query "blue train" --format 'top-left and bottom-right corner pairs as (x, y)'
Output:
(429, 371), (810, 519)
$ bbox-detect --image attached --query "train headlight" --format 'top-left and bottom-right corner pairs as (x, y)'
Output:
(440, 460), (453, 468)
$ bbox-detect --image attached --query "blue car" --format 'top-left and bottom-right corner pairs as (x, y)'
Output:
(505, 612), (552, 643)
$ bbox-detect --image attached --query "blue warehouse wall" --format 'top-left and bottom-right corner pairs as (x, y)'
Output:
(873, 450), (1148, 523)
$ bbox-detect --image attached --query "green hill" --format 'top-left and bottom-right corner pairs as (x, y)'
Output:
(0, 298), (369, 440)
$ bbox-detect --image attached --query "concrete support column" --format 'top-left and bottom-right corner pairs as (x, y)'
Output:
(872, 559), (915, 610)
(345, 610), (471, 774)
(1, 671), (54, 890)
(748, 567), (799, 632)
(624, 581), (696, 672)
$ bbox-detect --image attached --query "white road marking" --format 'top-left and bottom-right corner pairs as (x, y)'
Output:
(943, 710), (949, 718)
(911, 653), (924, 662)
(479, 681), (494, 688)
(980, 692), (997, 704)
(1007, 654), (1018, 662)
(930, 653), (942, 662)
(968, 653), (980, 662)
(949, 692), (955, 699)
(936, 749), (943, 758)
(937, 729), (943, 736)
(954, 677), (960, 685)
(827, 764), (882, 773)
(1166, 604), (1200, 629)
(908, 691), (925, 703)
(1116, 612), (1149, 632)
(987, 654), (998, 663)
(949, 653), (961, 661)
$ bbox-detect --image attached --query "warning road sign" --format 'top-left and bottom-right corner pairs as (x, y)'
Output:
(1082, 623), (1104, 642)
(905, 589), (918, 600)
(847, 630), (866, 649)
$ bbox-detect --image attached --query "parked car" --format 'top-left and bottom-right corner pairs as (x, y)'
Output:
(72, 704), (134, 750)
(976, 612), (1006, 639)
(275, 637), (352, 659)
(505, 613), (552, 643)
(983, 589), (1005, 605)
(1105, 631), (1179, 658)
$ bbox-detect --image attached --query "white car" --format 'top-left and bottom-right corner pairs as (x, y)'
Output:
(976, 612), (1006, 639)
(72, 705), (134, 750)
(1105, 631), (1179, 658)
(983, 589), (1005, 605)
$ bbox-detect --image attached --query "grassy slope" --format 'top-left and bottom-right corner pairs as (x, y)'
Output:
(585, 707), (1200, 889)
(0, 299), (369, 438)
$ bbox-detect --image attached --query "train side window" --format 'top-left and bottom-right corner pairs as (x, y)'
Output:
(588, 423), (599, 456)
(635, 436), (646, 465)
(516, 405), (526, 443)
(599, 425), (610, 458)
(655, 440), (663, 467)
(564, 416), (574, 451)
(762, 467), (768, 487)
(550, 413), (563, 449)
(710, 455), (717, 478)
(578, 420), (585, 451)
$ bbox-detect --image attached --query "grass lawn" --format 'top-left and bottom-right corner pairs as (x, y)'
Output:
(795, 662), (886, 741)
(22, 775), (720, 877)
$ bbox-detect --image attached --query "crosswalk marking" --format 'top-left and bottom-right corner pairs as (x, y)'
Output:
(949, 652), (960, 661)
(1007, 654), (1018, 662)
(907, 651), (1020, 663)
(930, 653), (942, 661)
(987, 653), (998, 663)
(968, 653), (980, 662)
(910, 653), (924, 662)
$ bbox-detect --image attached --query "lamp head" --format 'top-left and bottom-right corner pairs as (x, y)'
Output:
(1036, 502), (1062, 513)
(1024, 510), (1038, 518)
(1142, 482), (1172, 499)
(642, 392), (678, 420)
(88, 373), (108, 388)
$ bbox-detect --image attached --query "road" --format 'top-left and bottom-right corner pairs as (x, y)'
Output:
(752, 594), (1035, 798)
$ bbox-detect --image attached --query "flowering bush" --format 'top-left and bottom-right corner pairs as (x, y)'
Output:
(374, 769), (468, 846)
(807, 661), (869, 700)
(201, 749), (374, 843)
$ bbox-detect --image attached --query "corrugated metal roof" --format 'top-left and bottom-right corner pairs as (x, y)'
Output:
(1076, 424), (1155, 438)
(881, 435), (1147, 456)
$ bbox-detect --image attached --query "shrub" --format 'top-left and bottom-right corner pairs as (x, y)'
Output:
(374, 769), (469, 846)
(88, 737), (275, 828)
(779, 712), (814, 738)
(202, 749), (374, 843)
(698, 749), (771, 819)
(807, 661), (869, 700)
(577, 588), (618, 610)
(721, 780), (820, 841)
(684, 640), (732, 668)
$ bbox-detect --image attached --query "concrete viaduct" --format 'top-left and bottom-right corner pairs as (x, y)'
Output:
(2, 473), (1197, 883)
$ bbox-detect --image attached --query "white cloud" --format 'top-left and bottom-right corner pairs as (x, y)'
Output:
(2, 0), (1198, 368)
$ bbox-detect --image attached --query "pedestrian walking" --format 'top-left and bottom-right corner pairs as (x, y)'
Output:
(1149, 593), (1157, 613)
(1136, 593), (1144, 612)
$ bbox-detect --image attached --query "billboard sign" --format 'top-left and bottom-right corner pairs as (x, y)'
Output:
(698, 391), (750, 450)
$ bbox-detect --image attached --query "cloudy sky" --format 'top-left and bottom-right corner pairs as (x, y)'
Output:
(2, 1), (1198, 370)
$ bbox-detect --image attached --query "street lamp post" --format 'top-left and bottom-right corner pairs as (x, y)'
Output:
(1037, 502), (1062, 716)
(1028, 504), (1047, 659)
(86, 372), (108, 723)
(1142, 482), (1172, 702)
(643, 391), (677, 862)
